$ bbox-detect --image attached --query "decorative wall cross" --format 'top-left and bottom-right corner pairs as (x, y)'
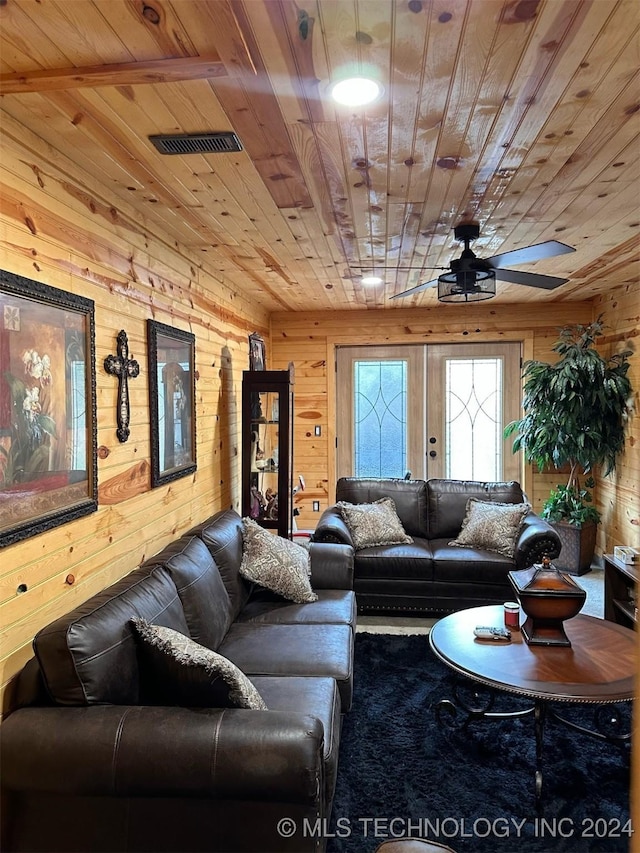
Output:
(104, 329), (140, 443)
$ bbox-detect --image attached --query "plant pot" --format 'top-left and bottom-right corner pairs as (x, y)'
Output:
(550, 519), (597, 576)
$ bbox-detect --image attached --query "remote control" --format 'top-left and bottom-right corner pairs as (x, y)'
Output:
(473, 626), (511, 641)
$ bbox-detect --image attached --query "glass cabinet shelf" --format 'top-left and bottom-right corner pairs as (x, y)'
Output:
(241, 367), (294, 538)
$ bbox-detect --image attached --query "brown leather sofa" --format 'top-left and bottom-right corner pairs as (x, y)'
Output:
(312, 478), (561, 614)
(1, 509), (356, 853)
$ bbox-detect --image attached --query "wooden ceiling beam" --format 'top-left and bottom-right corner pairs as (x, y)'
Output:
(0, 56), (229, 95)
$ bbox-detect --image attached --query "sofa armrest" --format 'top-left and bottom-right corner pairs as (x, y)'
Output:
(311, 507), (354, 547)
(514, 513), (562, 569)
(1, 705), (324, 804)
(308, 542), (354, 589)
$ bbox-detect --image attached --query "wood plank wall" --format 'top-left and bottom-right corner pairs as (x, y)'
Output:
(268, 300), (639, 542)
(593, 284), (639, 555)
(591, 284), (640, 853)
(0, 124), (269, 713)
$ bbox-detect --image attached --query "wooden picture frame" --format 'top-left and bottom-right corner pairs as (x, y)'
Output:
(147, 320), (196, 488)
(0, 270), (98, 547)
(248, 333), (266, 371)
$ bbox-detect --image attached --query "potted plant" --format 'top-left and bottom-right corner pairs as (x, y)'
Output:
(504, 316), (634, 574)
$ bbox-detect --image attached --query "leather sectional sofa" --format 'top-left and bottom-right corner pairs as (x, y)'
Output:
(312, 477), (562, 614)
(1, 509), (356, 853)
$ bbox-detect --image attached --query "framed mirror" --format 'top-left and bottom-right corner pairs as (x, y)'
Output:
(147, 320), (196, 488)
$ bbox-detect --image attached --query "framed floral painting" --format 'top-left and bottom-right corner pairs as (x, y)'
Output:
(147, 320), (196, 488)
(0, 271), (98, 547)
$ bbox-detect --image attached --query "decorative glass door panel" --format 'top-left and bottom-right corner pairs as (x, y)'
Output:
(445, 356), (503, 480)
(427, 343), (521, 482)
(354, 360), (407, 477)
(337, 342), (521, 483)
(336, 346), (424, 479)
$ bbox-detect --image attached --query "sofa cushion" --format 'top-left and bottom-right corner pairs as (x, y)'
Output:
(33, 565), (188, 706)
(449, 499), (530, 558)
(237, 588), (357, 628)
(219, 622), (354, 710)
(189, 510), (251, 619)
(142, 535), (233, 650)
(430, 539), (515, 584)
(426, 479), (525, 539)
(132, 618), (267, 710)
(352, 538), (434, 580)
(252, 676), (341, 801)
(240, 518), (318, 604)
(337, 497), (413, 549)
(336, 477), (428, 538)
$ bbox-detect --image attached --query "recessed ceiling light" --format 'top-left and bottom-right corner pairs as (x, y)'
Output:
(361, 275), (383, 285)
(330, 77), (382, 107)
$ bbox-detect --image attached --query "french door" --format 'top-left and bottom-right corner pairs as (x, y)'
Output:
(336, 342), (522, 482)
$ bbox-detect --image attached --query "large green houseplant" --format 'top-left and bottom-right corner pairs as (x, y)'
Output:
(505, 316), (634, 574)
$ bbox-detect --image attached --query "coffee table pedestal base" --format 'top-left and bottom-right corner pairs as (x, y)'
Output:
(435, 684), (630, 812)
(429, 606), (635, 815)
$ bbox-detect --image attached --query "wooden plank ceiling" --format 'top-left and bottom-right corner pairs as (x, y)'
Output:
(0, 0), (638, 313)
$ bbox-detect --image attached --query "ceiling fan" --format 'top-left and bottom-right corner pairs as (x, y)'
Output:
(390, 222), (576, 303)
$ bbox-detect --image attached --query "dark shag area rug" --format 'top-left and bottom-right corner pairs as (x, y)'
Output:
(327, 633), (632, 853)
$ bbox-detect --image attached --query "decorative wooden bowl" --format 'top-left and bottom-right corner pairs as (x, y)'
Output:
(508, 557), (587, 647)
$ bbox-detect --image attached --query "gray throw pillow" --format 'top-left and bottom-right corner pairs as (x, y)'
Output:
(449, 498), (530, 558)
(337, 497), (413, 549)
(132, 618), (267, 709)
(240, 518), (318, 604)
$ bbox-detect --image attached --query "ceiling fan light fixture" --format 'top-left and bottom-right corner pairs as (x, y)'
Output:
(329, 76), (382, 106)
(361, 275), (383, 285)
(437, 269), (496, 303)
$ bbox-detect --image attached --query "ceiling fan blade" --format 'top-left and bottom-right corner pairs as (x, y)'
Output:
(487, 240), (575, 269)
(390, 277), (439, 300)
(494, 268), (569, 289)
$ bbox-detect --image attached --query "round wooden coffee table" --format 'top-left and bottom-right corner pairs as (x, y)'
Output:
(429, 605), (635, 808)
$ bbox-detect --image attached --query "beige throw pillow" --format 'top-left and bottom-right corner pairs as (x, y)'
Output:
(240, 518), (318, 604)
(132, 618), (267, 709)
(449, 498), (530, 558)
(337, 497), (413, 550)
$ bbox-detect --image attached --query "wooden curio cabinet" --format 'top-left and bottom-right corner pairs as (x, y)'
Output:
(241, 367), (294, 538)
(604, 554), (638, 629)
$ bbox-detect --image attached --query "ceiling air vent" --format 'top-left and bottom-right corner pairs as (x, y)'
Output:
(149, 132), (243, 155)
